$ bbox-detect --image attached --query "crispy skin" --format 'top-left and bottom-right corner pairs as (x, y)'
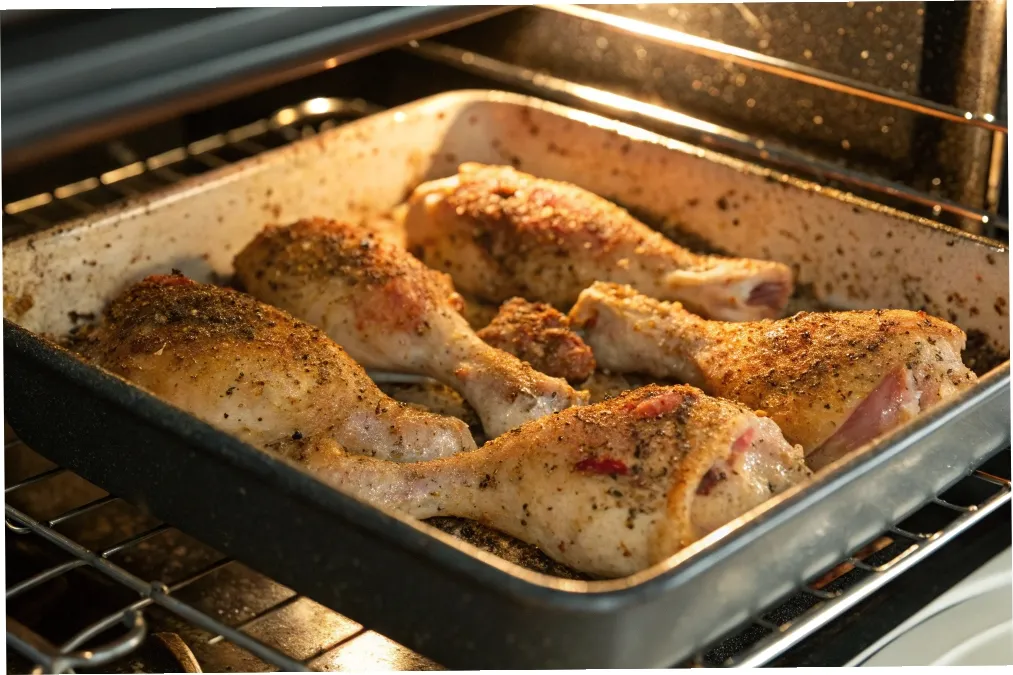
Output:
(303, 384), (810, 578)
(570, 282), (977, 465)
(476, 297), (596, 384)
(234, 218), (586, 438)
(405, 163), (794, 321)
(82, 274), (476, 461)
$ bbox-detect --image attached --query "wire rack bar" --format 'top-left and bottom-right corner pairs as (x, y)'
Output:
(725, 469), (1012, 667)
(5, 467), (66, 494)
(6, 501), (310, 673)
(100, 523), (173, 558)
(47, 495), (119, 526)
(2, 98), (386, 238)
(8, 611), (147, 675)
(56, 559), (231, 655)
(6, 560), (88, 600)
(406, 39), (1005, 233)
(539, 4), (1007, 134)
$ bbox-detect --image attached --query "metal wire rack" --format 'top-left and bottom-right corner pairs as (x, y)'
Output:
(5, 435), (439, 673)
(5, 6), (1007, 239)
(403, 3), (1009, 238)
(405, 38), (1008, 239)
(2, 96), (384, 243)
(698, 463), (1011, 667)
(6, 427), (1010, 672)
(3, 16), (1011, 665)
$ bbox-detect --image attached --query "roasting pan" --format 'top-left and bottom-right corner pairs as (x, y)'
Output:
(3, 90), (1010, 669)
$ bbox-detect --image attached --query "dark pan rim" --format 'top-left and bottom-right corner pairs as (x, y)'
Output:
(5, 318), (1010, 612)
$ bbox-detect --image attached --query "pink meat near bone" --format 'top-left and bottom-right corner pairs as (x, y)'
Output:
(569, 281), (977, 470)
(305, 384), (811, 578)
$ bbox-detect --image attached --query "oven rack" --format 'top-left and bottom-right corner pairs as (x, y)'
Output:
(4, 10), (1008, 241)
(5, 429), (1010, 672)
(404, 38), (1007, 240)
(3, 95), (1010, 671)
(1, 96), (385, 244)
(4, 436), (438, 674)
(472, 4), (1010, 236)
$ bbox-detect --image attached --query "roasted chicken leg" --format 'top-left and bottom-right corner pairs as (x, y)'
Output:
(405, 163), (794, 321)
(82, 274), (477, 461)
(283, 384), (811, 578)
(476, 297), (596, 384)
(570, 282), (978, 470)
(233, 219), (587, 438)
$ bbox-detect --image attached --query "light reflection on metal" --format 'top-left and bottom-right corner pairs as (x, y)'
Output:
(226, 120), (270, 144)
(986, 129), (1006, 214)
(269, 97), (384, 129)
(99, 162), (147, 185)
(305, 97), (336, 116)
(186, 136), (226, 157)
(552, 79), (732, 138)
(539, 4), (1008, 135)
(407, 40), (1002, 231)
(5, 193), (53, 214)
(53, 177), (100, 200)
(2, 98), (384, 235)
(146, 148), (188, 171)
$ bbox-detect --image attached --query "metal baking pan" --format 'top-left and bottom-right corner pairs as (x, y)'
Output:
(3, 90), (1009, 669)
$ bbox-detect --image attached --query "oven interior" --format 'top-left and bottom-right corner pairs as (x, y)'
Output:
(4, 5), (1010, 671)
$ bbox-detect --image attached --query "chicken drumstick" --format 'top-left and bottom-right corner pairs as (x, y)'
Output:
(83, 274), (477, 461)
(233, 219), (587, 438)
(569, 282), (978, 470)
(405, 163), (794, 321)
(288, 384), (811, 578)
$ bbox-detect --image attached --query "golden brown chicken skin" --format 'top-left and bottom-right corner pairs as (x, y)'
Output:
(405, 163), (794, 321)
(82, 274), (477, 462)
(293, 384), (810, 578)
(476, 297), (596, 384)
(233, 219), (586, 439)
(570, 282), (978, 470)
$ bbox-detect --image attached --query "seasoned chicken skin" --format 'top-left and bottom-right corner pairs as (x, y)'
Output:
(233, 219), (587, 438)
(570, 282), (978, 470)
(405, 163), (794, 321)
(358, 204), (409, 249)
(476, 297), (596, 384)
(287, 384), (810, 578)
(83, 274), (477, 462)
